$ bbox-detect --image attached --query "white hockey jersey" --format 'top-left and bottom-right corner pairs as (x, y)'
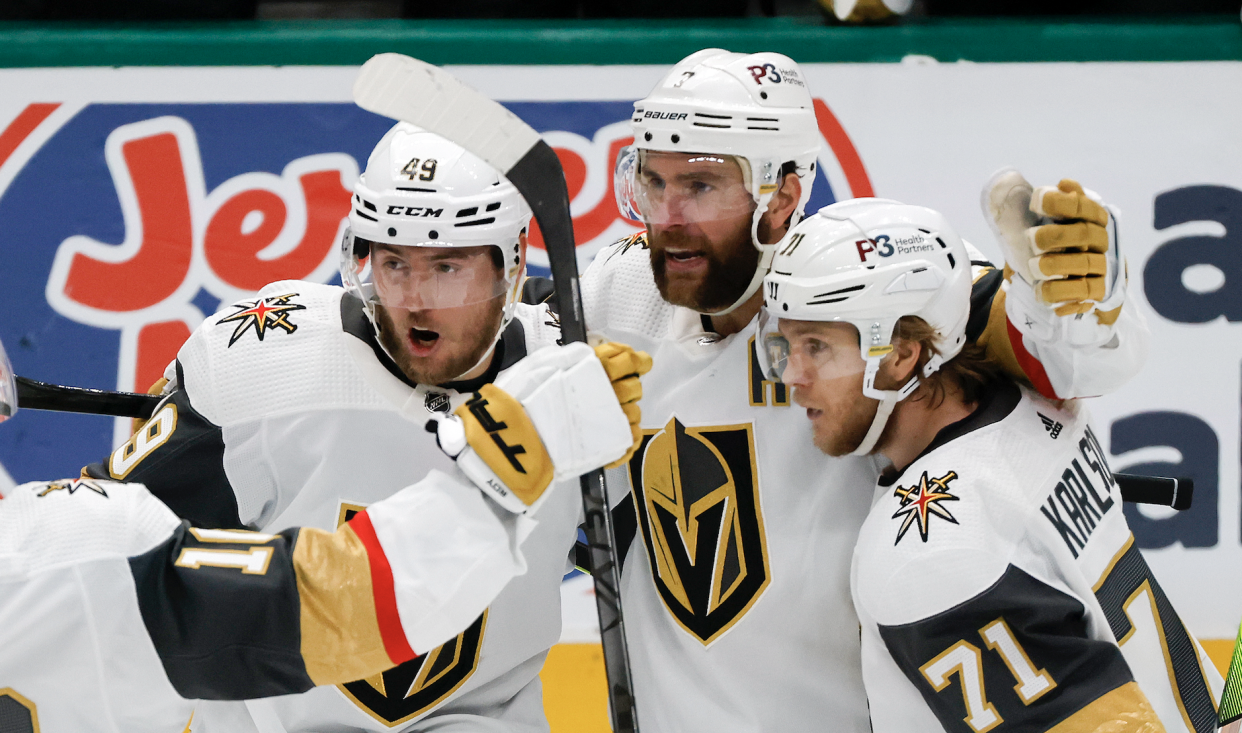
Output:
(851, 381), (1222, 732)
(0, 479), (192, 733)
(0, 466), (536, 733)
(87, 280), (577, 733)
(580, 233), (1152, 733)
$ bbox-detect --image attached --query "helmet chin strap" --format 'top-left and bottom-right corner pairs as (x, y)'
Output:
(698, 197), (778, 318)
(849, 352), (946, 457)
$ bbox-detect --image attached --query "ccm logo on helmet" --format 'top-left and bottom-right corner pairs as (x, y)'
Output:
(387, 205), (444, 218)
(855, 234), (936, 262)
(643, 111), (688, 121)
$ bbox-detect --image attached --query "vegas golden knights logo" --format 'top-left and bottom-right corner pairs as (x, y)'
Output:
(627, 417), (770, 645)
(335, 504), (486, 725)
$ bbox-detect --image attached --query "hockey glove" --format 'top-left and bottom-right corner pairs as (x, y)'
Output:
(984, 169), (1129, 347)
(430, 341), (647, 515)
(593, 340), (653, 468)
(985, 170), (1118, 316)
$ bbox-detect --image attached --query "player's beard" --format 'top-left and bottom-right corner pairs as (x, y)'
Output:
(374, 297), (506, 386)
(794, 379), (882, 457)
(647, 225), (761, 313)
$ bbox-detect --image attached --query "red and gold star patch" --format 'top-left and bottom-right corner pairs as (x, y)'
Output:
(892, 470), (960, 545)
(217, 293), (306, 347)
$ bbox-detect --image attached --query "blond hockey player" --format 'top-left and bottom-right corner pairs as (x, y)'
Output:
(0, 332), (642, 730)
(583, 49), (1150, 730)
(761, 197), (1221, 732)
(82, 126), (650, 732)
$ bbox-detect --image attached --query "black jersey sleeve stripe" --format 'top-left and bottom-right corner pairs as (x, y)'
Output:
(878, 564), (1135, 733)
(99, 382), (243, 530)
(966, 266), (1004, 344)
(129, 522), (314, 700)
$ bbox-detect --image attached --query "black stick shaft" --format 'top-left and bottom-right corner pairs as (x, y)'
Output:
(16, 376), (160, 420)
(1115, 473), (1194, 511)
(506, 140), (640, 732)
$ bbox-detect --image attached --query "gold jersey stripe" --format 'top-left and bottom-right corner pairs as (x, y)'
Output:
(974, 281), (1026, 385)
(293, 524), (393, 686)
(1047, 681), (1166, 733)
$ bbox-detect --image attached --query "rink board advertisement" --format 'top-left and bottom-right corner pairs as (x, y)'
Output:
(0, 62), (1240, 638)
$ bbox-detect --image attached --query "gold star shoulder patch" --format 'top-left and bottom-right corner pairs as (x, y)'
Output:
(37, 478), (110, 498)
(892, 470), (960, 545)
(217, 293), (306, 347)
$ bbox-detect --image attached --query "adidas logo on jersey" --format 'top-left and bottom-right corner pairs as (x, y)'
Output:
(1039, 413), (1063, 439)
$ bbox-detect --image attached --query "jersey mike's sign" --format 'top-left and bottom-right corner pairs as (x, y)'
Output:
(0, 62), (1238, 640)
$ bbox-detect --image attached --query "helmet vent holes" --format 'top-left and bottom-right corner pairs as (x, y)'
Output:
(428, 229), (438, 239)
(456, 217), (496, 228)
(486, 202), (502, 212)
(396, 187), (435, 193)
(947, 253), (956, 268)
(361, 199), (377, 212)
(694, 112), (732, 120)
(388, 227), (398, 237)
(692, 122), (730, 129)
(644, 132), (653, 142)
(456, 207), (479, 218)
(671, 134), (680, 144)
(760, 91), (769, 99)
(935, 237), (947, 248)
(355, 209), (377, 222)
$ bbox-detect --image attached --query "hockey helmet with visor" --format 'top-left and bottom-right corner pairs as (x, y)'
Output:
(342, 124), (531, 332)
(758, 198), (972, 455)
(615, 49), (821, 315)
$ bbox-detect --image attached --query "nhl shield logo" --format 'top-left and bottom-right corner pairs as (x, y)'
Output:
(626, 417), (770, 645)
(424, 391), (451, 414)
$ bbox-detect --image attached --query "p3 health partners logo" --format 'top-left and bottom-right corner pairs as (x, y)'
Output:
(624, 416), (770, 645)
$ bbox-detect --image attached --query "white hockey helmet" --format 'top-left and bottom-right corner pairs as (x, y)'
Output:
(615, 49), (822, 315)
(342, 124), (532, 355)
(759, 198), (972, 455)
(0, 336), (15, 423)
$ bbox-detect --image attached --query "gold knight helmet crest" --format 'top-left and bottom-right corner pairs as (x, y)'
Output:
(627, 416), (770, 645)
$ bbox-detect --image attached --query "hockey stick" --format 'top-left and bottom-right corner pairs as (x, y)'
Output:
(1114, 473), (1194, 511)
(14, 369), (1200, 516)
(353, 53), (639, 733)
(16, 376), (159, 419)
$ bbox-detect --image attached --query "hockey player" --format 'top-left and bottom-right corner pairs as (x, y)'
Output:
(0, 340), (642, 727)
(761, 197), (1222, 732)
(584, 49), (1149, 730)
(82, 125), (651, 732)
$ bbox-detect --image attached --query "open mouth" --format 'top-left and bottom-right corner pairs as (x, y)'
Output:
(664, 249), (706, 271)
(407, 327), (441, 356)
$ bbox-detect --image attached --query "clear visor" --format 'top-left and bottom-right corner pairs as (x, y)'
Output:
(359, 240), (510, 311)
(0, 337), (16, 423)
(615, 146), (757, 227)
(756, 307), (867, 383)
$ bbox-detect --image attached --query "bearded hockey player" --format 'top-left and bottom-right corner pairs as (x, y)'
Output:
(83, 125), (650, 732)
(0, 332), (635, 733)
(583, 49), (1150, 730)
(762, 197), (1222, 732)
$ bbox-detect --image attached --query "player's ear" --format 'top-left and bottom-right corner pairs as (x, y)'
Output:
(880, 338), (922, 388)
(761, 172), (802, 241)
(517, 229), (528, 272)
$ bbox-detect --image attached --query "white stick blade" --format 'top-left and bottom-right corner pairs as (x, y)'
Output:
(353, 53), (541, 174)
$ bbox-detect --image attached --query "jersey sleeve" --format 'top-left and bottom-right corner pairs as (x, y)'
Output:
(129, 467), (526, 701)
(83, 362), (245, 530)
(873, 562), (1159, 732)
(966, 248), (1149, 400)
